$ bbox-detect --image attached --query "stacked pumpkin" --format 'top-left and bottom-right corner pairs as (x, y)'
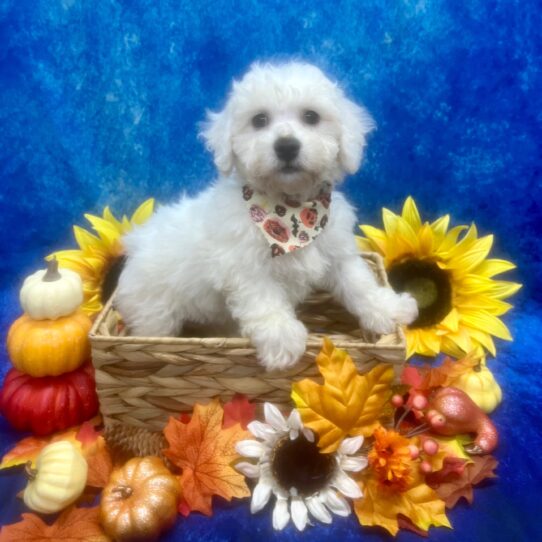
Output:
(0, 258), (99, 435)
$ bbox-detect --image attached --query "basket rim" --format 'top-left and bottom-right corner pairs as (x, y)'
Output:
(89, 251), (406, 350)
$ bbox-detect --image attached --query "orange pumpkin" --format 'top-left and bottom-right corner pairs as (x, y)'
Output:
(7, 311), (92, 377)
(100, 456), (181, 542)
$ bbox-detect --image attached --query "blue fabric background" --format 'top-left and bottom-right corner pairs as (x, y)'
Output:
(1, 0), (541, 540)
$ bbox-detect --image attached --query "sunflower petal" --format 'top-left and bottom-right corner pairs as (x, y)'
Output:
(441, 328), (473, 355)
(437, 225), (469, 253)
(475, 258), (516, 278)
(488, 281), (522, 300)
(416, 330), (441, 356)
(84, 213), (123, 247)
(395, 216), (420, 253)
(455, 295), (513, 316)
(418, 223), (434, 256)
(382, 208), (400, 236)
(464, 327), (497, 356)
(355, 236), (374, 253)
(445, 235), (494, 274)
(401, 197), (422, 231)
(430, 214), (450, 243)
(73, 225), (103, 252)
(102, 206), (124, 230)
(460, 310), (513, 341)
(439, 308), (460, 333)
(131, 198), (155, 225)
(358, 225), (387, 253)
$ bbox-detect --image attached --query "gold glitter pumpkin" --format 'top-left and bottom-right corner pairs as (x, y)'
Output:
(100, 456), (180, 542)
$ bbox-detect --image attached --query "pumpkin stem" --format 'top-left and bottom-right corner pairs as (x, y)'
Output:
(24, 461), (38, 481)
(112, 485), (133, 499)
(43, 258), (62, 282)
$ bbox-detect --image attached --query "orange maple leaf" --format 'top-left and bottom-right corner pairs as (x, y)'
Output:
(0, 417), (102, 470)
(163, 399), (250, 516)
(0, 430), (78, 470)
(0, 506), (110, 542)
(402, 352), (481, 391)
(426, 455), (498, 508)
(84, 436), (114, 488)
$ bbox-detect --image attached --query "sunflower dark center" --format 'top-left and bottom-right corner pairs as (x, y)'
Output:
(388, 259), (452, 328)
(271, 434), (335, 496)
(101, 255), (126, 304)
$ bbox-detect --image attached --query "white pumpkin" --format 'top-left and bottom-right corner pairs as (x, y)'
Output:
(20, 258), (83, 320)
(23, 440), (88, 514)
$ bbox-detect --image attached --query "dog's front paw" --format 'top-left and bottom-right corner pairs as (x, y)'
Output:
(359, 288), (419, 335)
(391, 292), (419, 325)
(249, 315), (308, 371)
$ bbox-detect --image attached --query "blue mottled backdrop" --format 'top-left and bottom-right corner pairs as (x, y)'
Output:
(1, 0), (541, 540)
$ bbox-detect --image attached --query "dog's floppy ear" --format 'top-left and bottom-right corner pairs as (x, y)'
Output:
(337, 96), (376, 175)
(200, 107), (234, 175)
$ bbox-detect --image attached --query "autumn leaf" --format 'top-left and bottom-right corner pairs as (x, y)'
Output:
(163, 399), (250, 516)
(292, 338), (394, 453)
(397, 515), (430, 538)
(0, 506), (110, 542)
(401, 365), (425, 389)
(426, 455), (498, 508)
(355, 475), (451, 536)
(84, 436), (114, 488)
(0, 429), (79, 470)
(76, 418), (103, 449)
(223, 394), (256, 429)
(402, 352), (481, 391)
(420, 435), (471, 473)
(0, 417), (103, 470)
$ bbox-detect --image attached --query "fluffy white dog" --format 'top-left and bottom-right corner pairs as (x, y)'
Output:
(116, 62), (418, 370)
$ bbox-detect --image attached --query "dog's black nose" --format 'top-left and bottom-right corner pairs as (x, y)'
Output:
(274, 137), (301, 162)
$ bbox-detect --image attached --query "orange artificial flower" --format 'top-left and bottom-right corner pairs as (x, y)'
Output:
(368, 425), (413, 492)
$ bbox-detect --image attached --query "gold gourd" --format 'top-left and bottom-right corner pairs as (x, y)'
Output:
(100, 456), (181, 542)
(23, 440), (88, 514)
(452, 362), (503, 414)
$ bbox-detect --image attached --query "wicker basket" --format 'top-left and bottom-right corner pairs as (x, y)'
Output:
(90, 252), (406, 457)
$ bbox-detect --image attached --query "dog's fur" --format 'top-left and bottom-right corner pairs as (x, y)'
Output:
(116, 62), (418, 370)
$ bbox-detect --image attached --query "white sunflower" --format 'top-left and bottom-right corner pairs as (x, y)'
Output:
(235, 403), (368, 531)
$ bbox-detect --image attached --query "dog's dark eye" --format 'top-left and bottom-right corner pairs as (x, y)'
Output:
(252, 113), (269, 129)
(303, 110), (320, 125)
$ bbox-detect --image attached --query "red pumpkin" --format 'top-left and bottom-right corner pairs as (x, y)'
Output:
(0, 362), (99, 436)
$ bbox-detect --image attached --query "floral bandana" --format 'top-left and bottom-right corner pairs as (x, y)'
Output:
(242, 183), (332, 257)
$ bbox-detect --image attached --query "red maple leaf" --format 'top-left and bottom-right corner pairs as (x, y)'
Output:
(223, 394), (256, 429)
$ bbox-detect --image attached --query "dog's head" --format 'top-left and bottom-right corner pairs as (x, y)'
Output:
(200, 62), (375, 197)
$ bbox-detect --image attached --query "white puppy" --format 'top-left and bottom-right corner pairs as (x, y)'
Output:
(116, 62), (418, 370)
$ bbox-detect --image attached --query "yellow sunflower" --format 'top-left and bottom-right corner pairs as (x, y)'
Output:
(356, 197), (521, 358)
(48, 199), (155, 317)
